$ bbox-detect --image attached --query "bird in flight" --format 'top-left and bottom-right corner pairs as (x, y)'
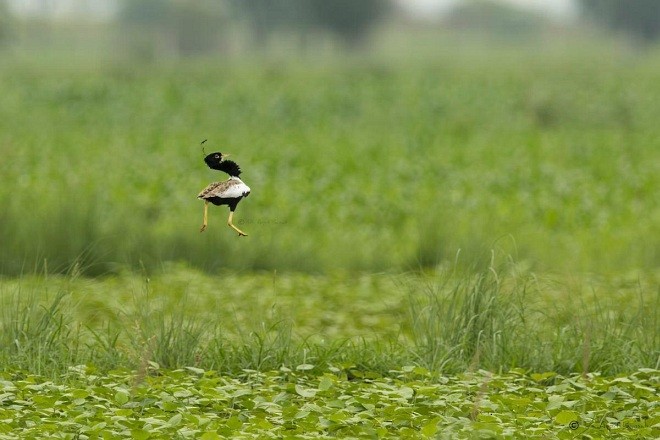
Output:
(197, 145), (251, 236)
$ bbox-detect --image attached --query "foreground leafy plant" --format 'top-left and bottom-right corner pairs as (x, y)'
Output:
(0, 367), (657, 439)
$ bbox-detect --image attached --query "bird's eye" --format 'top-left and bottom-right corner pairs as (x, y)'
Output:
(215, 154), (220, 159)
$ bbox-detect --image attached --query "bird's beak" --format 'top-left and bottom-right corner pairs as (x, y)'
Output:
(223, 153), (231, 159)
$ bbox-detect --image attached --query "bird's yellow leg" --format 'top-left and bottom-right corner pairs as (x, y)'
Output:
(200, 200), (209, 232)
(227, 210), (248, 237)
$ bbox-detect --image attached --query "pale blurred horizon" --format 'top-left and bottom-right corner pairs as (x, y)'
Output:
(6, 0), (578, 22)
(2, 0), (659, 65)
(399, 0), (577, 21)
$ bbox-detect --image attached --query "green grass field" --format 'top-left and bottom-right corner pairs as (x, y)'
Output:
(1, 42), (659, 438)
(1, 49), (659, 275)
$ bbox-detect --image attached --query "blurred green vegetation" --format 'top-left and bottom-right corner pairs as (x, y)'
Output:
(0, 44), (658, 276)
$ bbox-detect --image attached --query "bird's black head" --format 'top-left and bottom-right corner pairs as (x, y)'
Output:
(203, 152), (242, 177)
(204, 152), (225, 170)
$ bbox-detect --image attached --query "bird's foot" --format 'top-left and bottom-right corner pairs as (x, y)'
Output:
(229, 222), (248, 237)
(200, 224), (207, 233)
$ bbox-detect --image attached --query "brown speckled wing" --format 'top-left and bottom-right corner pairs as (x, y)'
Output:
(197, 180), (241, 199)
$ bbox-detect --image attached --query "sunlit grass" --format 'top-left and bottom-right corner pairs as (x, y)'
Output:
(403, 262), (659, 374)
(1, 264), (657, 377)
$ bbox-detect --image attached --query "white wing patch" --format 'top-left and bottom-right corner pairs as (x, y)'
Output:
(220, 180), (251, 198)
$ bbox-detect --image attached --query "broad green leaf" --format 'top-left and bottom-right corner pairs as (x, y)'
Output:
(531, 372), (556, 382)
(131, 429), (151, 440)
(421, 417), (441, 437)
(318, 376), (333, 391)
(612, 377), (632, 383)
(115, 408), (133, 417)
(114, 390), (130, 405)
(397, 387), (414, 399)
(71, 389), (90, 399)
(185, 367), (205, 375)
(161, 401), (179, 411)
(167, 413), (182, 427)
(554, 410), (579, 425)
(295, 410), (310, 419)
(231, 389), (252, 398)
(173, 389), (193, 398)
(295, 384), (317, 398)
(32, 395), (57, 407)
(226, 416), (242, 430)
(328, 411), (348, 423)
